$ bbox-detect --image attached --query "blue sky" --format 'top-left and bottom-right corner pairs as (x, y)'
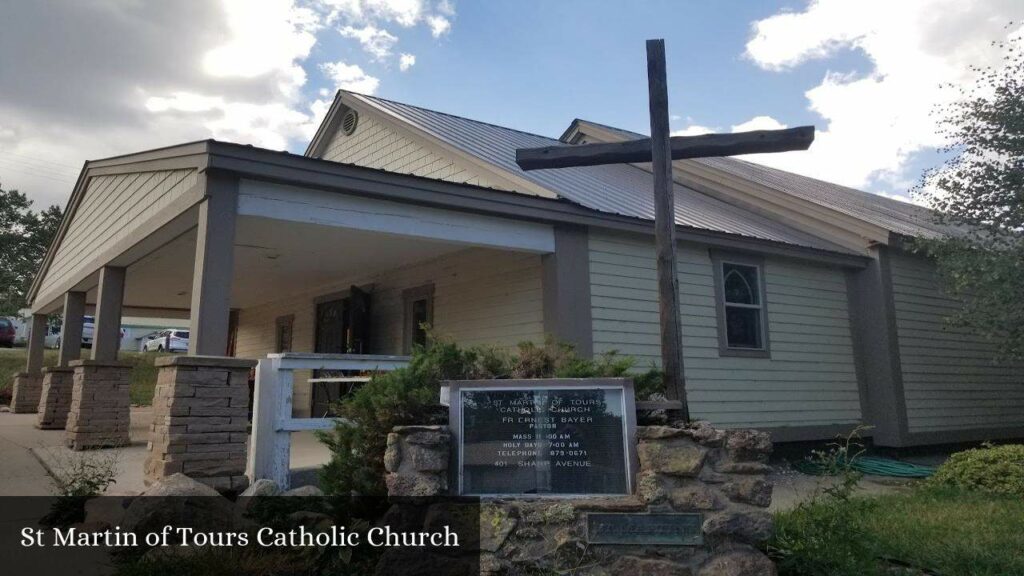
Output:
(2, 0), (1022, 207)
(328, 1), (865, 139)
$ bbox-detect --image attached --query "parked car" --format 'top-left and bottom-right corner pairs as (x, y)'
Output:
(0, 317), (15, 348)
(144, 329), (190, 352)
(81, 316), (125, 348)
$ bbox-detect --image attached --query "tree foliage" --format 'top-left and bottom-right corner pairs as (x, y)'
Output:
(913, 29), (1024, 359)
(0, 183), (63, 316)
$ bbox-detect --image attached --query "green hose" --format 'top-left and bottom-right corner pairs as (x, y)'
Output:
(794, 456), (936, 478)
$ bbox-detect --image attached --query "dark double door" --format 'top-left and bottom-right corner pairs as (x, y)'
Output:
(312, 286), (371, 416)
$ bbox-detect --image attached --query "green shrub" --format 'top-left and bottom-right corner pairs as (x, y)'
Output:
(928, 443), (1024, 497)
(769, 428), (878, 576)
(317, 335), (661, 497)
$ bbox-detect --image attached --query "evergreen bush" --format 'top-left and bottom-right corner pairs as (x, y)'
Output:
(317, 335), (661, 497)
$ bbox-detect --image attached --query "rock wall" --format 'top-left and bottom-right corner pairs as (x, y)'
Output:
(385, 421), (777, 575)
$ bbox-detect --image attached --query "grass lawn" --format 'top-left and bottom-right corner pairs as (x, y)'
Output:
(772, 487), (1024, 576)
(0, 347), (171, 405)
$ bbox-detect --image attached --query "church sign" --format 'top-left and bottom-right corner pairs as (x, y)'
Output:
(447, 379), (638, 496)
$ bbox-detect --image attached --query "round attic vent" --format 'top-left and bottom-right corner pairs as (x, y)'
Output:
(341, 109), (359, 136)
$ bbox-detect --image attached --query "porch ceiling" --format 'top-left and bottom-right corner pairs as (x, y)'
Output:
(115, 215), (470, 312)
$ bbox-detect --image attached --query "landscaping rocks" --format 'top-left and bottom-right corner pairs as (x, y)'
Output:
(281, 485), (324, 497)
(698, 545), (777, 576)
(65, 360), (132, 450)
(240, 478), (280, 497)
(144, 355), (256, 492)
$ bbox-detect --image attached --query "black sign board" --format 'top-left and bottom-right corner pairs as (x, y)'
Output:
(449, 379), (637, 496)
(586, 513), (704, 546)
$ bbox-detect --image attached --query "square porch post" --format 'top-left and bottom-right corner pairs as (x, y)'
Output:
(91, 266), (125, 362)
(9, 313), (48, 413)
(66, 267), (131, 449)
(59, 291), (86, 366)
(541, 224), (593, 357)
(37, 291), (85, 429)
(188, 173), (238, 356)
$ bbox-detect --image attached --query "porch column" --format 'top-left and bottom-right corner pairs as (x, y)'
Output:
(189, 173), (238, 356)
(38, 291), (85, 428)
(91, 266), (126, 362)
(9, 313), (47, 413)
(65, 266), (131, 448)
(26, 313), (47, 373)
(59, 291), (86, 366)
(846, 246), (909, 447)
(542, 224), (593, 357)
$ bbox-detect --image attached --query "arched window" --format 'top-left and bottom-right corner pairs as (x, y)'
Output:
(714, 258), (769, 356)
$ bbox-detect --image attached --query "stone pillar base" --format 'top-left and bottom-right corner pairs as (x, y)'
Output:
(145, 355), (256, 492)
(10, 372), (43, 413)
(65, 360), (132, 450)
(37, 367), (76, 429)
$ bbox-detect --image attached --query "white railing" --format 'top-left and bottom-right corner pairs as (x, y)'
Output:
(246, 352), (410, 489)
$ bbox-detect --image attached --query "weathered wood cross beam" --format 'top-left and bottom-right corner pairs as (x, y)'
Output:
(515, 39), (815, 421)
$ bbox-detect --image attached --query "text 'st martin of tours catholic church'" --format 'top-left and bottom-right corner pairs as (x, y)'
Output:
(24, 90), (1024, 448)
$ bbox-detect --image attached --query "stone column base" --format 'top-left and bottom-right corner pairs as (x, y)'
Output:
(65, 360), (132, 450)
(145, 355), (256, 492)
(37, 367), (76, 429)
(9, 372), (43, 414)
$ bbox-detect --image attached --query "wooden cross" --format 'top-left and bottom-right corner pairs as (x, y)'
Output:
(516, 39), (814, 421)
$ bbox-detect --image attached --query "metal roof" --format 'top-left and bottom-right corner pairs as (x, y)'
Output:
(572, 119), (955, 240)
(352, 93), (854, 254)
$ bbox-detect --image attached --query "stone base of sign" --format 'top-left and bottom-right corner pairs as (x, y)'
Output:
(384, 425), (451, 497)
(36, 367), (75, 429)
(65, 361), (132, 450)
(144, 355), (256, 493)
(9, 372), (43, 413)
(386, 420), (777, 576)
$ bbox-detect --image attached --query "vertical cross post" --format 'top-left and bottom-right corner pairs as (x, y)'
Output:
(646, 39), (689, 419)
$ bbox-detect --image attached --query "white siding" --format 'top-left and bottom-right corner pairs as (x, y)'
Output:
(320, 113), (508, 190)
(38, 169), (198, 300)
(235, 248), (544, 417)
(889, 251), (1024, 433)
(589, 230), (861, 429)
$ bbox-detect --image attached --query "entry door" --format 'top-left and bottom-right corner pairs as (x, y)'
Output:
(312, 288), (372, 416)
(315, 298), (347, 354)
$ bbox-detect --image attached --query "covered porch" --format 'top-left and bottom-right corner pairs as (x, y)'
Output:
(17, 141), (594, 487)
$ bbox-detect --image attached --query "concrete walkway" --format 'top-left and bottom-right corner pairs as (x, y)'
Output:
(0, 407), (332, 495)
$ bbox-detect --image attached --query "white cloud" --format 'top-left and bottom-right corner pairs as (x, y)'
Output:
(671, 125), (716, 137)
(399, 53), (417, 71)
(339, 24), (398, 60)
(325, 1), (455, 66)
(323, 0), (424, 28)
(426, 15), (451, 37)
(743, 0), (1024, 193)
(321, 61), (381, 94)
(731, 116), (787, 132)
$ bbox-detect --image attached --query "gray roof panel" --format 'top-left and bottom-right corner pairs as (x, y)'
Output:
(355, 93), (853, 254)
(574, 119), (954, 239)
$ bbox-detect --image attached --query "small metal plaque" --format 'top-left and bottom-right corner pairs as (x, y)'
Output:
(586, 513), (703, 546)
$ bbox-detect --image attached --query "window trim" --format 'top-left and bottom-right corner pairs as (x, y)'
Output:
(711, 252), (771, 359)
(402, 284), (435, 354)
